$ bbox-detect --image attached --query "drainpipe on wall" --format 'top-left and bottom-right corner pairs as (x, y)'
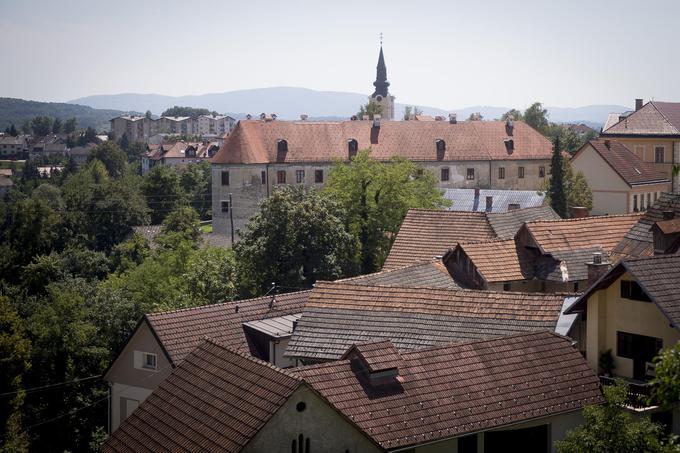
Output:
(266, 163), (270, 197)
(674, 141), (680, 193)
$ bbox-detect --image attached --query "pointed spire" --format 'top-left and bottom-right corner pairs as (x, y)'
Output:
(372, 42), (390, 98)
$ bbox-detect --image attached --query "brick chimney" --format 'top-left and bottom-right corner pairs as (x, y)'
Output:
(570, 207), (589, 218)
(587, 252), (610, 285)
(635, 98), (643, 111)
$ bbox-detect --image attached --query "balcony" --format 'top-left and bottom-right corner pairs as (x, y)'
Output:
(599, 375), (655, 410)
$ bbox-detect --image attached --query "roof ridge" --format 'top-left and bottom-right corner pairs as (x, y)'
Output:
(336, 259), (441, 282)
(525, 213), (640, 225)
(146, 289), (311, 317)
(456, 237), (516, 246)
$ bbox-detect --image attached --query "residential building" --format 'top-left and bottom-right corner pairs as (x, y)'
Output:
(141, 141), (219, 173)
(613, 192), (680, 259)
(285, 281), (579, 364)
(567, 123), (595, 136)
(0, 135), (28, 157)
(444, 188), (547, 212)
(103, 331), (602, 452)
(600, 99), (680, 191)
(444, 213), (639, 293)
(67, 143), (96, 166)
(110, 114), (235, 143)
(0, 175), (13, 197)
(196, 114), (234, 136)
(383, 206), (559, 269)
(566, 254), (680, 426)
(572, 139), (670, 214)
(103, 290), (309, 432)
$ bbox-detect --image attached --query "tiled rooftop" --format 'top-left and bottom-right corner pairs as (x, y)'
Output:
(212, 119), (553, 165)
(443, 188), (547, 213)
(340, 259), (459, 289)
(602, 101), (680, 136)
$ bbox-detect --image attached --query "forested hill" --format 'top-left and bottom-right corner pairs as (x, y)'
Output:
(0, 97), (126, 132)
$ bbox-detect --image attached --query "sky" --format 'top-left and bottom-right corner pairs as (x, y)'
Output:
(1, 0), (679, 110)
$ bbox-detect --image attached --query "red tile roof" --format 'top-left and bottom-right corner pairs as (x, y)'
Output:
(573, 140), (669, 186)
(104, 332), (602, 452)
(211, 119), (552, 165)
(145, 290), (310, 363)
(454, 238), (532, 282)
(383, 207), (559, 270)
(602, 101), (680, 136)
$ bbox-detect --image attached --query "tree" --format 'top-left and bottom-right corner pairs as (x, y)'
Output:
(20, 120), (31, 135)
(8, 124), (18, 137)
(501, 109), (523, 121)
(143, 166), (186, 224)
(651, 341), (680, 408)
(145, 110), (152, 119)
(549, 136), (568, 217)
(357, 102), (383, 120)
(63, 118), (77, 134)
(467, 112), (483, 121)
(324, 149), (450, 273)
(180, 161), (212, 219)
(156, 206), (202, 250)
(403, 106), (423, 120)
(119, 133), (130, 152)
(161, 106), (212, 119)
(87, 141), (127, 178)
(183, 247), (237, 305)
(77, 127), (98, 146)
(524, 102), (550, 135)
(30, 116), (53, 136)
(555, 381), (677, 453)
(235, 186), (359, 296)
(540, 154), (594, 215)
(52, 118), (62, 134)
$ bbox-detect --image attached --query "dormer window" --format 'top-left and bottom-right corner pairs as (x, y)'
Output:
(435, 139), (446, 160)
(277, 139), (288, 162)
(504, 139), (514, 153)
(348, 139), (358, 159)
(186, 147), (196, 157)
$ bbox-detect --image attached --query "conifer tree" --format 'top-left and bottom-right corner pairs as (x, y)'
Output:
(549, 136), (568, 217)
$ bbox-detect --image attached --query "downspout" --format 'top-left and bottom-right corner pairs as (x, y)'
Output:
(107, 382), (112, 434)
(266, 163), (270, 197)
(489, 160), (492, 189)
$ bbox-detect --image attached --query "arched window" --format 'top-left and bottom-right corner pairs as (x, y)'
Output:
(436, 139), (446, 160)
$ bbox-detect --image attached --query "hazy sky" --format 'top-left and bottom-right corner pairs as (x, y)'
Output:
(1, 0), (678, 110)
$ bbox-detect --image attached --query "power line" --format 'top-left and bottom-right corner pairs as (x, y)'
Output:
(0, 375), (102, 398)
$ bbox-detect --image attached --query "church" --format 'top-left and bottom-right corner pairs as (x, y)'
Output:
(210, 45), (553, 237)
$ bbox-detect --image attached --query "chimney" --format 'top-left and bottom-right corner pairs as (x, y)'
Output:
(373, 114), (381, 128)
(505, 118), (514, 136)
(300, 113), (308, 121)
(587, 252), (610, 285)
(570, 206), (589, 218)
(245, 114), (252, 120)
(362, 115), (370, 121)
(449, 113), (457, 124)
(662, 210), (675, 220)
(604, 140), (611, 149)
(485, 196), (493, 212)
(635, 98), (643, 111)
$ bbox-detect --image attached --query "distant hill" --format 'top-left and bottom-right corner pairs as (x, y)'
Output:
(0, 98), (128, 132)
(69, 87), (627, 127)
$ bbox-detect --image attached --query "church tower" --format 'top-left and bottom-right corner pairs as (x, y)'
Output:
(369, 42), (395, 120)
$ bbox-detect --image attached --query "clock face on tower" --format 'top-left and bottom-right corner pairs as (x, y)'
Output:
(376, 95), (383, 102)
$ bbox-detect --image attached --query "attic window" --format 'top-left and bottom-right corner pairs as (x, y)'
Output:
(504, 139), (514, 153)
(142, 352), (157, 370)
(348, 139), (358, 158)
(277, 139), (288, 162)
(634, 167), (642, 175)
(435, 139), (446, 152)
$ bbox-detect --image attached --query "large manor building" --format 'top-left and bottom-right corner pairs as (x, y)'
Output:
(211, 46), (553, 236)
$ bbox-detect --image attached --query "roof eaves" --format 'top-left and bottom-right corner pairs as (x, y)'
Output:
(622, 260), (680, 331)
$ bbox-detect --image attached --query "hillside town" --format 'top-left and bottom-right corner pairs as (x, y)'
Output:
(2, 2), (680, 453)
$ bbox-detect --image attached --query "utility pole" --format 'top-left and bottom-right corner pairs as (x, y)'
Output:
(229, 193), (234, 246)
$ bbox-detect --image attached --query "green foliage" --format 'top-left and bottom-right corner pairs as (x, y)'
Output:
(598, 349), (616, 375)
(501, 109), (523, 121)
(180, 161), (212, 219)
(161, 106), (217, 119)
(324, 149), (450, 273)
(357, 102), (383, 120)
(403, 105), (423, 120)
(30, 116), (53, 136)
(524, 102), (550, 135)
(549, 136), (568, 217)
(119, 133), (129, 151)
(235, 186), (359, 296)
(143, 166), (186, 224)
(183, 247), (237, 306)
(0, 98), (117, 132)
(63, 118), (77, 134)
(110, 233), (151, 273)
(540, 154), (594, 215)
(77, 126), (99, 146)
(157, 206), (202, 250)
(651, 341), (680, 408)
(555, 381), (678, 453)
(51, 118), (62, 134)
(87, 141), (127, 178)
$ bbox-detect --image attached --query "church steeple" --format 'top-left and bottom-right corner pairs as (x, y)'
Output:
(372, 46), (390, 98)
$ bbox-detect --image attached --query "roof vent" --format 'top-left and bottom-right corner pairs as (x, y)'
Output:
(373, 115), (382, 128)
(260, 112), (266, 120)
(592, 252), (603, 265)
(246, 114), (252, 120)
(663, 210), (675, 220)
(449, 113), (457, 124)
(505, 118), (514, 136)
(350, 115), (358, 121)
(300, 114), (308, 121)
(271, 113), (277, 120)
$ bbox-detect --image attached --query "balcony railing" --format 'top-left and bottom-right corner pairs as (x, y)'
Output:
(599, 375), (655, 409)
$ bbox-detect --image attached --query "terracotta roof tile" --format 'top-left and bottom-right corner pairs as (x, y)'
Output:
(524, 214), (640, 255)
(342, 339), (404, 373)
(575, 140), (669, 186)
(602, 101), (680, 136)
(623, 254), (680, 326)
(285, 282), (566, 362)
(339, 259), (460, 289)
(455, 239), (532, 282)
(383, 207), (559, 270)
(212, 120), (552, 165)
(146, 290), (309, 363)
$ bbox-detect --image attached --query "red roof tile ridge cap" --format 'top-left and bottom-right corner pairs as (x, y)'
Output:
(200, 336), (302, 380)
(457, 237), (516, 247)
(624, 253), (680, 264)
(335, 259), (442, 282)
(525, 213), (641, 225)
(146, 289), (311, 318)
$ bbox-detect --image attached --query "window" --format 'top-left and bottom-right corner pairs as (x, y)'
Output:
(436, 139), (446, 152)
(640, 195), (645, 211)
(655, 146), (665, 163)
(277, 139), (288, 153)
(539, 166), (545, 178)
(647, 193), (652, 208)
(221, 170), (229, 186)
(633, 194), (638, 212)
(315, 169), (323, 183)
(654, 192), (658, 202)
(441, 168), (450, 181)
(617, 331), (662, 360)
(620, 280), (651, 302)
(518, 167), (525, 179)
(221, 201), (229, 213)
(502, 283), (511, 291)
(348, 139), (358, 158)
(277, 170), (286, 184)
(498, 167), (505, 179)
(466, 168), (474, 180)
(142, 352), (157, 370)
(296, 170), (305, 183)
(261, 170), (266, 185)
